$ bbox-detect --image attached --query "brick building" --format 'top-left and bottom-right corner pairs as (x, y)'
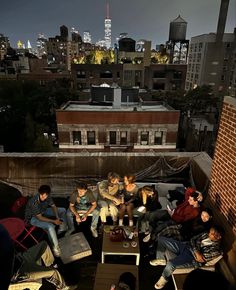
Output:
(209, 96), (236, 233)
(56, 88), (180, 152)
(72, 63), (186, 91)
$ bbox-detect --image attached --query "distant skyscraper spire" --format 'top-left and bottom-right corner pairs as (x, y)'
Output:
(104, 2), (111, 49)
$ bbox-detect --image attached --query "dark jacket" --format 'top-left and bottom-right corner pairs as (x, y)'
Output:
(134, 189), (162, 211)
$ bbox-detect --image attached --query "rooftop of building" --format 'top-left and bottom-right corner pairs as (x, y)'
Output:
(59, 101), (172, 112)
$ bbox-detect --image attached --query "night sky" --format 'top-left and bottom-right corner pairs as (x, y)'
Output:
(1, 0), (235, 48)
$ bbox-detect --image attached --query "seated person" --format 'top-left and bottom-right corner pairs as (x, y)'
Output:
(144, 189), (203, 242)
(119, 174), (139, 227)
(144, 208), (212, 243)
(133, 186), (162, 234)
(66, 182), (99, 238)
(25, 185), (68, 257)
(97, 172), (123, 225)
(11, 240), (73, 290)
(183, 268), (232, 290)
(150, 225), (223, 289)
(0, 224), (14, 290)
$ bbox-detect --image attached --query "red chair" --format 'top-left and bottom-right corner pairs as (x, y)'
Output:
(9, 196), (43, 249)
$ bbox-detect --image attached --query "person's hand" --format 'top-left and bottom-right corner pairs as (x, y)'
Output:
(81, 214), (88, 222)
(75, 215), (81, 224)
(194, 251), (206, 263)
(54, 219), (62, 226)
(133, 229), (138, 237)
(113, 198), (121, 206)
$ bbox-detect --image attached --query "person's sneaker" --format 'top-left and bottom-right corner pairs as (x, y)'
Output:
(154, 276), (168, 289)
(119, 219), (123, 226)
(90, 227), (98, 238)
(53, 245), (61, 257)
(143, 233), (151, 243)
(65, 229), (74, 237)
(129, 220), (134, 227)
(150, 259), (166, 266)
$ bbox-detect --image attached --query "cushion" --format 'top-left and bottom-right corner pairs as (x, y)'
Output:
(156, 183), (185, 197)
(59, 232), (92, 264)
(205, 255), (223, 266)
(9, 281), (42, 290)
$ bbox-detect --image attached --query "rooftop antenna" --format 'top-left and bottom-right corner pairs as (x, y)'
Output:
(106, 2), (110, 19)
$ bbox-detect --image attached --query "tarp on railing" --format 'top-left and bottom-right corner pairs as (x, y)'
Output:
(0, 152), (211, 197)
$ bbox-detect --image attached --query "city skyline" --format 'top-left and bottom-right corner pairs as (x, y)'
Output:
(0, 0), (236, 48)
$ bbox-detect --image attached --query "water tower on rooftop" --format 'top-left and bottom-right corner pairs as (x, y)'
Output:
(167, 15), (189, 64)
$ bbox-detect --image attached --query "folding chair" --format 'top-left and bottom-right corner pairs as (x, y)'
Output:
(10, 196), (44, 249)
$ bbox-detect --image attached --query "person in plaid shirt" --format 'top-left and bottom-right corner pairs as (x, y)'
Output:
(150, 225), (223, 289)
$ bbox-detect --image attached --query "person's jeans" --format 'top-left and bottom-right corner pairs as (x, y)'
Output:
(66, 206), (100, 230)
(30, 207), (67, 248)
(97, 200), (118, 223)
(19, 241), (66, 289)
(156, 237), (196, 280)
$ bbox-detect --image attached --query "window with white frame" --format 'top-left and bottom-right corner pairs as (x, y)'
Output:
(87, 131), (96, 145)
(154, 131), (163, 145)
(140, 131), (149, 145)
(109, 131), (117, 145)
(120, 131), (127, 145)
(73, 131), (81, 145)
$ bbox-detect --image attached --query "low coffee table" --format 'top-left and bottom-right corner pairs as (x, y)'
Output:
(93, 263), (139, 290)
(101, 226), (140, 265)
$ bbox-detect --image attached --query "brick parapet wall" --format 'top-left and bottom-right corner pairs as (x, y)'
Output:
(209, 96), (236, 233)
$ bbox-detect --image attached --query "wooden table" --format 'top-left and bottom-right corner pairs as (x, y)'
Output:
(101, 226), (140, 265)
(172, 273), (188, 290)
(93, 263), (139, 290)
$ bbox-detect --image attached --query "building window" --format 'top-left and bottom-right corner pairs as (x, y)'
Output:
(153, 71), (166, 78)
(87, 131), (96, 145)
(154, 131), (163, 145)
(77, 71), (86, 78)
(120, 131), (127, 145)
(140, 131), (149, 145)
(109, 131), (117, 145)
(100, 71), (113, 78)
(73, 131), (81, 145)
(173, 71), (182, 79)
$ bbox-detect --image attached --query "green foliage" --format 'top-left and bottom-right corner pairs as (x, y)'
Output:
(0, 80), (74, 152)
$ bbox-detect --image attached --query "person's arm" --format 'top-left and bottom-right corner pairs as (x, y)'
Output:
(172, 206), (199, 223)
(98, 182), (121, 204)
(35, 213), (61, 225)
(190, 232), (208, 262)
(51, 204), (59, 219)
(81, 201), (97, 221)
(69, 202), (81, 223)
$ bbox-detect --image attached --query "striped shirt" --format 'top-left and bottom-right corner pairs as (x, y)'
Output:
(25, 194), (54, 223)
(190, 231), (223, 263)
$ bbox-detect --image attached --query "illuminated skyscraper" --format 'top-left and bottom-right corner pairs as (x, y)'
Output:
(83, 31), (92, 43)
(0, 33), (10, 60)
(104, 2), (111, 49)
(71, 27), (82, 43)
(36, 33), (47, 58)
